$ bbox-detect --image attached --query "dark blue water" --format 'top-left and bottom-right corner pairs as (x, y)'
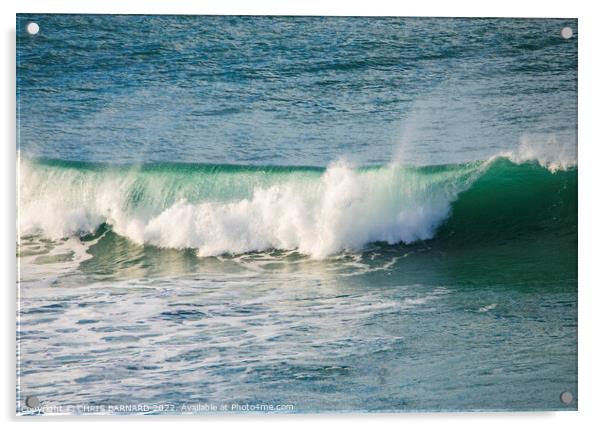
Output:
(17, 15), (576, 166)
(17, 15), (577, 415)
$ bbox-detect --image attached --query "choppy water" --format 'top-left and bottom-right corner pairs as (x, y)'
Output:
(17, 15), (577, 414)
(17, 15), (576, 166)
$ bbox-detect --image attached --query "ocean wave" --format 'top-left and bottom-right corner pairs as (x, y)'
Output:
(499, 134), (577, 173)
(17, 153), (576, 258)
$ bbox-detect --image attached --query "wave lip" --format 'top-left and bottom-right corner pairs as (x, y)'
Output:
(18, 154), (576, 258)
(501, 134), (577, 173)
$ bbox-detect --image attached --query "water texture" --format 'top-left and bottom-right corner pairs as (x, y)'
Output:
(16, 15), (577, 414)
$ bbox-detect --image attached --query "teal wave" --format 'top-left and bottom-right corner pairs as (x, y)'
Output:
(18, 156), (577, 256)
(436, 158), (577, 245)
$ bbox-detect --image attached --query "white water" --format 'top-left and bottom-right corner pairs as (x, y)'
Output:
(18, 135), (575, 258)
(504, 134), (577, 173)
(19, 158), (483, 258)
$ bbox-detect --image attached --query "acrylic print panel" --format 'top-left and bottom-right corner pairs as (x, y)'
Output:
(16, 14), (577, 415)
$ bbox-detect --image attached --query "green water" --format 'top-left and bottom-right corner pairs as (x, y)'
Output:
(18, 157), (577, 413)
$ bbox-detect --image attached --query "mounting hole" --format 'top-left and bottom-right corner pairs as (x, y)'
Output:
(561, 27), (573, 39)
(26, 22), (39, 35)
(560, 391), (573, 405)
(25, 395), (39, 408)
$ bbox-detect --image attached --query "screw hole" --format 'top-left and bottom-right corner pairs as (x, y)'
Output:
(560, 391), (573, 405)
(26, 22), (39, 35)
(561, 27), (573, 39)
(25, 395), (39, 408)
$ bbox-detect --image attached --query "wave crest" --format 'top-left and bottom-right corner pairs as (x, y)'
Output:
(18, 158), (482, 257)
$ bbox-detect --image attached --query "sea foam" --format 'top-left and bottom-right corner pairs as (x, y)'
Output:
(18, 136), (576, 258)
(18, 158), (481, 258)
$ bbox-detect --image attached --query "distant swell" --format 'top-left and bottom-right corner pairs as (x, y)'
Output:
(18, 156), (577, 258)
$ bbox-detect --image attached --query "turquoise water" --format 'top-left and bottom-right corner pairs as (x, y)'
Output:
(17, 15), (577, 414)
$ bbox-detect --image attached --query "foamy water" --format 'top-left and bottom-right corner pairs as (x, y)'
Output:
(17, 15), (577, 413)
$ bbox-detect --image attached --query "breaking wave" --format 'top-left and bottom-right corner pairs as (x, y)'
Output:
(18, 152), (576, 258)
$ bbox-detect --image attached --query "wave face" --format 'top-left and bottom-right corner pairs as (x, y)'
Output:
(436, 158), (577, 245)
(18, 156), (576, 258)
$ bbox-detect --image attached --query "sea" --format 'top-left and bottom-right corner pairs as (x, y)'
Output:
(16, 15), (577, 414)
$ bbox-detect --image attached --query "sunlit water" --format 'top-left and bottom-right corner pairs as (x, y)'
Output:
(18, 231), (577, 413)
(17, 15), (577, 414)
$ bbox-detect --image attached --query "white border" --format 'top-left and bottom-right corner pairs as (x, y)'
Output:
(3, 1), (601, 429)
(1, 0), (584, 17)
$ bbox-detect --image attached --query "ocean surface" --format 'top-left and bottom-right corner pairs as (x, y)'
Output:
(17, 15), (577, 414)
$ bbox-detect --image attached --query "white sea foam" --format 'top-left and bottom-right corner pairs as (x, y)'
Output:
(18, 135), (575, 258)
(18, 159), (480, 258)
(501, 134), (577, 173)
(477, 303), (497, 313)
